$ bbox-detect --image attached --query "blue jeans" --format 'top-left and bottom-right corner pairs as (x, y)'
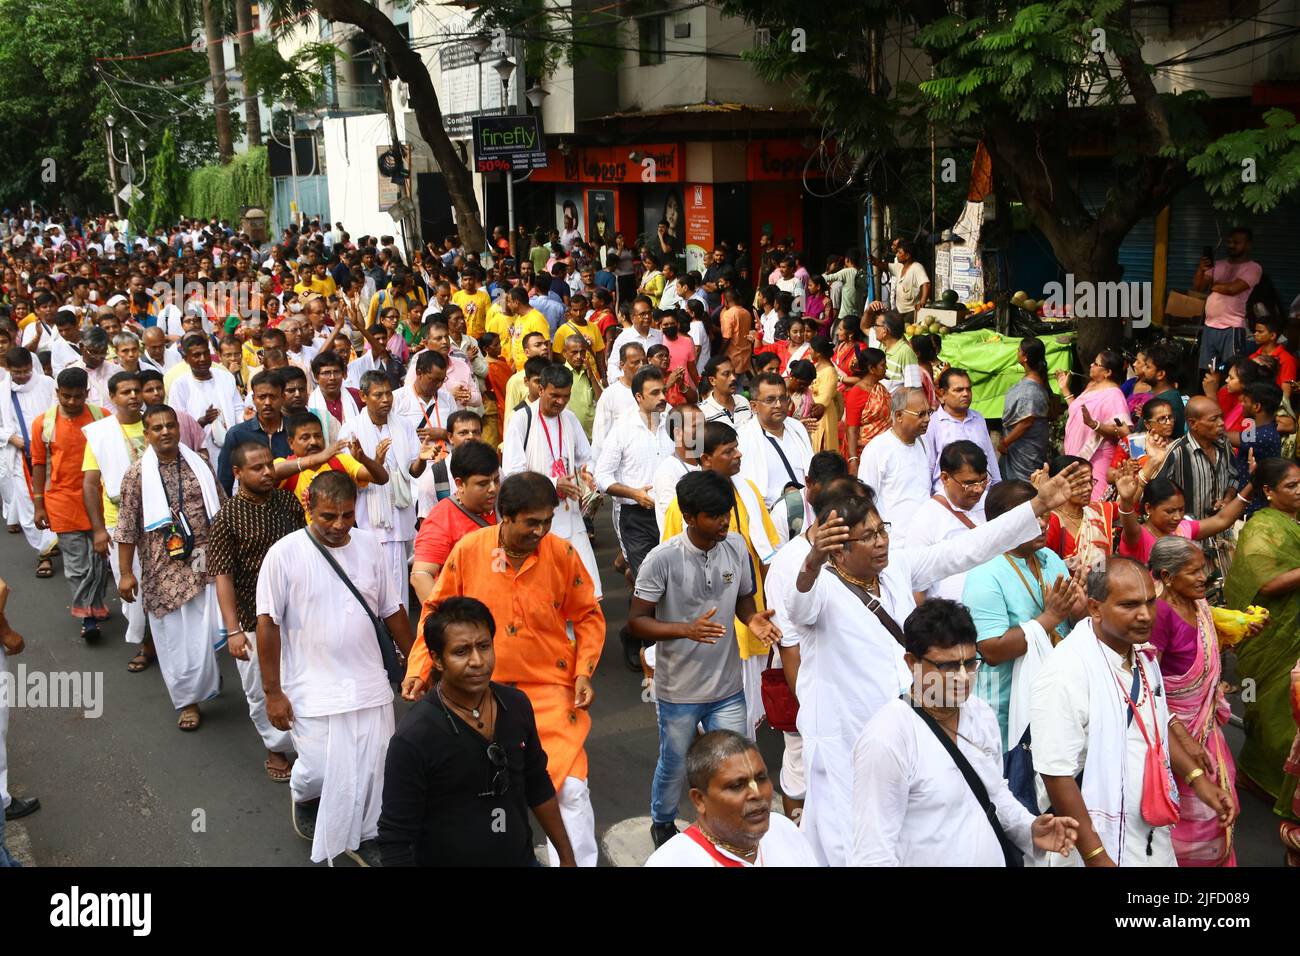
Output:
(0, 813), (19, 868)
(651, 689), (747, 824)
(1199, 326), (1248, 370)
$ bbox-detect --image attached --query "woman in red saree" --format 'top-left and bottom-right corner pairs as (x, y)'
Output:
(842, 346), (890, 475)
(1147, 535), (1241, 865)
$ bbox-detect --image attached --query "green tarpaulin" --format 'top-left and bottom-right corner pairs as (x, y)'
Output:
(937, 330), (1074, 420)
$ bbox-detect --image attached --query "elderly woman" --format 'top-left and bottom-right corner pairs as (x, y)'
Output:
(1148, 535), (1245, 866)
(1224, 457), (1300, 863)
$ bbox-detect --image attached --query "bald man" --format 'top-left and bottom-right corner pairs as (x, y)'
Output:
(139, 327), (177, 376)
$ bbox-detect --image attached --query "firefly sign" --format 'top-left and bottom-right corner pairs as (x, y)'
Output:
(471, 115), (548, 172)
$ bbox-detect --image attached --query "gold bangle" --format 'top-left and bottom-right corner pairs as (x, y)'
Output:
(1083, 844), (1106, 861)
(1184, 767), (1205, 785)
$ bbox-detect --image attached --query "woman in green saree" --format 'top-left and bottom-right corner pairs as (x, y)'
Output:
(1224, 457), (1300, 861)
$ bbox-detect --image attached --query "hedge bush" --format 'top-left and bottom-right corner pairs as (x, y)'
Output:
(181, 146), (272, 222)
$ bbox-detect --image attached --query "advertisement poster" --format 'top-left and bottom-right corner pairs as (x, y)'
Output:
(584, 189), (616, 248)
(555, 189), (584, 238)
(641, 185), (685, 261)
(683, 183), (714, 275)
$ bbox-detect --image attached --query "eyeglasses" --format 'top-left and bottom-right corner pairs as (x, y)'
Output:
(921, 655), (982, 673)
(1149, 415), (1174, 425)
(948, 474), (989, 491)
(479, 741), (510, 798)
(846, 522), (891, 546)
(755, 395), (789, 406)
(900, 409), (931, 419)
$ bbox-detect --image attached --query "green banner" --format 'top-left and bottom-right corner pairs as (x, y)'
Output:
(937, 330), (1074, 420)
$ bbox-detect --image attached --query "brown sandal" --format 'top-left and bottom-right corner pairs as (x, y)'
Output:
(265, 758), (293, 783)
(35, 557), (53, 578)
(127, 650), (155, 673)
(177, 706), (201, 732)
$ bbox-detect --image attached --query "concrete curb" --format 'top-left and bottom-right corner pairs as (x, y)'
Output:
(8, 820), (36, 867)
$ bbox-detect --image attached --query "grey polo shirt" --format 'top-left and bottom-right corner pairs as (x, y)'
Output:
(634, 531), (755, 705)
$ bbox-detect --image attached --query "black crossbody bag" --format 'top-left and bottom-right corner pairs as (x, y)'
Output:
(306, 531), (405, 683)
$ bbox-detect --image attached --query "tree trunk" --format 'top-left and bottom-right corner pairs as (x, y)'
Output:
(982, 112), (1190, 364)
(203, 0), (235, 162)
(311, 0), (486, 254)
(234, 0), (262, 148)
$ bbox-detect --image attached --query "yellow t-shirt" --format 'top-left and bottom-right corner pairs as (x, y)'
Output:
(81, 419), (146, 528)
(501, 309), (552, 370)
(275, 453), (370, 522)
(295, 276), (337, 298)
(452, 289), (493, 338)
(551, 319), (605, 358)
(500, 369), (529, 440)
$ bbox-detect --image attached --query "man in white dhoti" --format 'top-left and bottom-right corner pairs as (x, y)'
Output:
(784, 460), (1093, 866)
(257, 470), (416, 866)
(166, 333), (242, 463)
(645, 731), (816, 867)
(1030, 557), (1237, 867)
(857, 386), (932, 527)
(501, 363), (602, 597)
(850, 598), (1079, 866)
(115, 404), (226, 731)
(0, 347), (58, 575)
(83, 370), (150, 654)
(902, 439), (988, 599)
(338, 371), (425, 607)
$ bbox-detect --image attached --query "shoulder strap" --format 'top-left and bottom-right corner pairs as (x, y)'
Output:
(40, 404), (60, 446)
(762, 430), (802, 490)
(911, 705), (1024, 868)
(522, 403), (533, 449)
(931, 494), (977, 530)
(449, 496), (491, 528)
(304, 529), (390, 645)
(826, 566), (905, 646)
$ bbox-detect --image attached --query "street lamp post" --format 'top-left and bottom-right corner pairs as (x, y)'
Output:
(105, 115), (122, 218)
(495, 55), (516, 242)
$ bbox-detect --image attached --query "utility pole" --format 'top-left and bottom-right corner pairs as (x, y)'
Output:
(868, 25), (884, 306)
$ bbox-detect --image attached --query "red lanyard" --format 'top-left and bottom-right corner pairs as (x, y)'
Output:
(682, 826), (746, 867)
(538, 413), (567, 478)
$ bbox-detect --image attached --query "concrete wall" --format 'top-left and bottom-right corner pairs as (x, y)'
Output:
(321, 112), (412, 242)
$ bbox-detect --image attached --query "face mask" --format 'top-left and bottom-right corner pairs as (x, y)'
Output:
(288, 302), (303, 313)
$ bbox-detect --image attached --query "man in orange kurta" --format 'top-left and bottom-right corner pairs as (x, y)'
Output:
(404, 511), (605, 866)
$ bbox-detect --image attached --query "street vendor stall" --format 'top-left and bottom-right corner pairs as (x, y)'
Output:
(937, 329), (1074, 420)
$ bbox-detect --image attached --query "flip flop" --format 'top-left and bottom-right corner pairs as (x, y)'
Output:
(265, 759), (293, 783)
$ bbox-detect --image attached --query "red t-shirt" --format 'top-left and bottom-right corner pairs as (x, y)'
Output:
(412, 496), (497, 567)
(1251, 346), (1298, 387)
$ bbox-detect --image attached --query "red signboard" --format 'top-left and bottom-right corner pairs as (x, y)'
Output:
(530, 143), (683, 184)
(746, 139), (823, 181)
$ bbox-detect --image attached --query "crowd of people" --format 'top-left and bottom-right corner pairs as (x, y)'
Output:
(0, 203), (1298, 869)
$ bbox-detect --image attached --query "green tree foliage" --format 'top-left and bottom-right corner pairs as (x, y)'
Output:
(183, 146), (273, 222)
(0, 0), (217, 210)
(139, 129), (186, 234)
(240, 41), (337, 112)
(1188, 108), (1300, 214)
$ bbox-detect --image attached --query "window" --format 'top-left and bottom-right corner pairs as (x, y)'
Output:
(639, 15), (666, 66)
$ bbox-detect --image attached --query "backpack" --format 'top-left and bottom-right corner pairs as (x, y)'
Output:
(41, 403), (108, 446)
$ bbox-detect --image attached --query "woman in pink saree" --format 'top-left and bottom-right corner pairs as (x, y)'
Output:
(1057, 349), (1132, 499)
(1148, 535), (1242, 866)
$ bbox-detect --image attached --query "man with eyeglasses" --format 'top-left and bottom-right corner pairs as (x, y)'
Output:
(69, 327), (123, 407)
(903, 440), (989, 600)
(783, 459), (1092, 866)
(961, 479), (1085, 752)
(377, 596), (576, 867)
(605, 295), (663, 383)
(858, 386), (932, 527)
(850, 598), (1079, 866)
(737, 372), (814, 511)
(925, 367), (1000, 494)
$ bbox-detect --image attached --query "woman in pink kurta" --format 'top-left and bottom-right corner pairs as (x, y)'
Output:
(1057, 350), (1131, 499)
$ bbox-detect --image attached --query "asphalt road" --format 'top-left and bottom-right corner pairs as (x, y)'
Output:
(0, 519), (1284, 867)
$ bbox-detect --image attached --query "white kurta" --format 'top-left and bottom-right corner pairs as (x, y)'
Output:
(902, 496), (986, 600)
(148, 585), (223, 709)
(591, 379), (635, 456)
(644, 812), (817, 867)
(501, 401), (601, 597)
(0, 376), (58, 555)
(785, 499), (1043, 867)
(851, 696), (1039, 866)
(167, 367), (243, 462)
(257, 526), (399, 864)
(857, 429), (931, 527)
(1030, 621), (1179, 867)
(736, 417), (814, 509)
